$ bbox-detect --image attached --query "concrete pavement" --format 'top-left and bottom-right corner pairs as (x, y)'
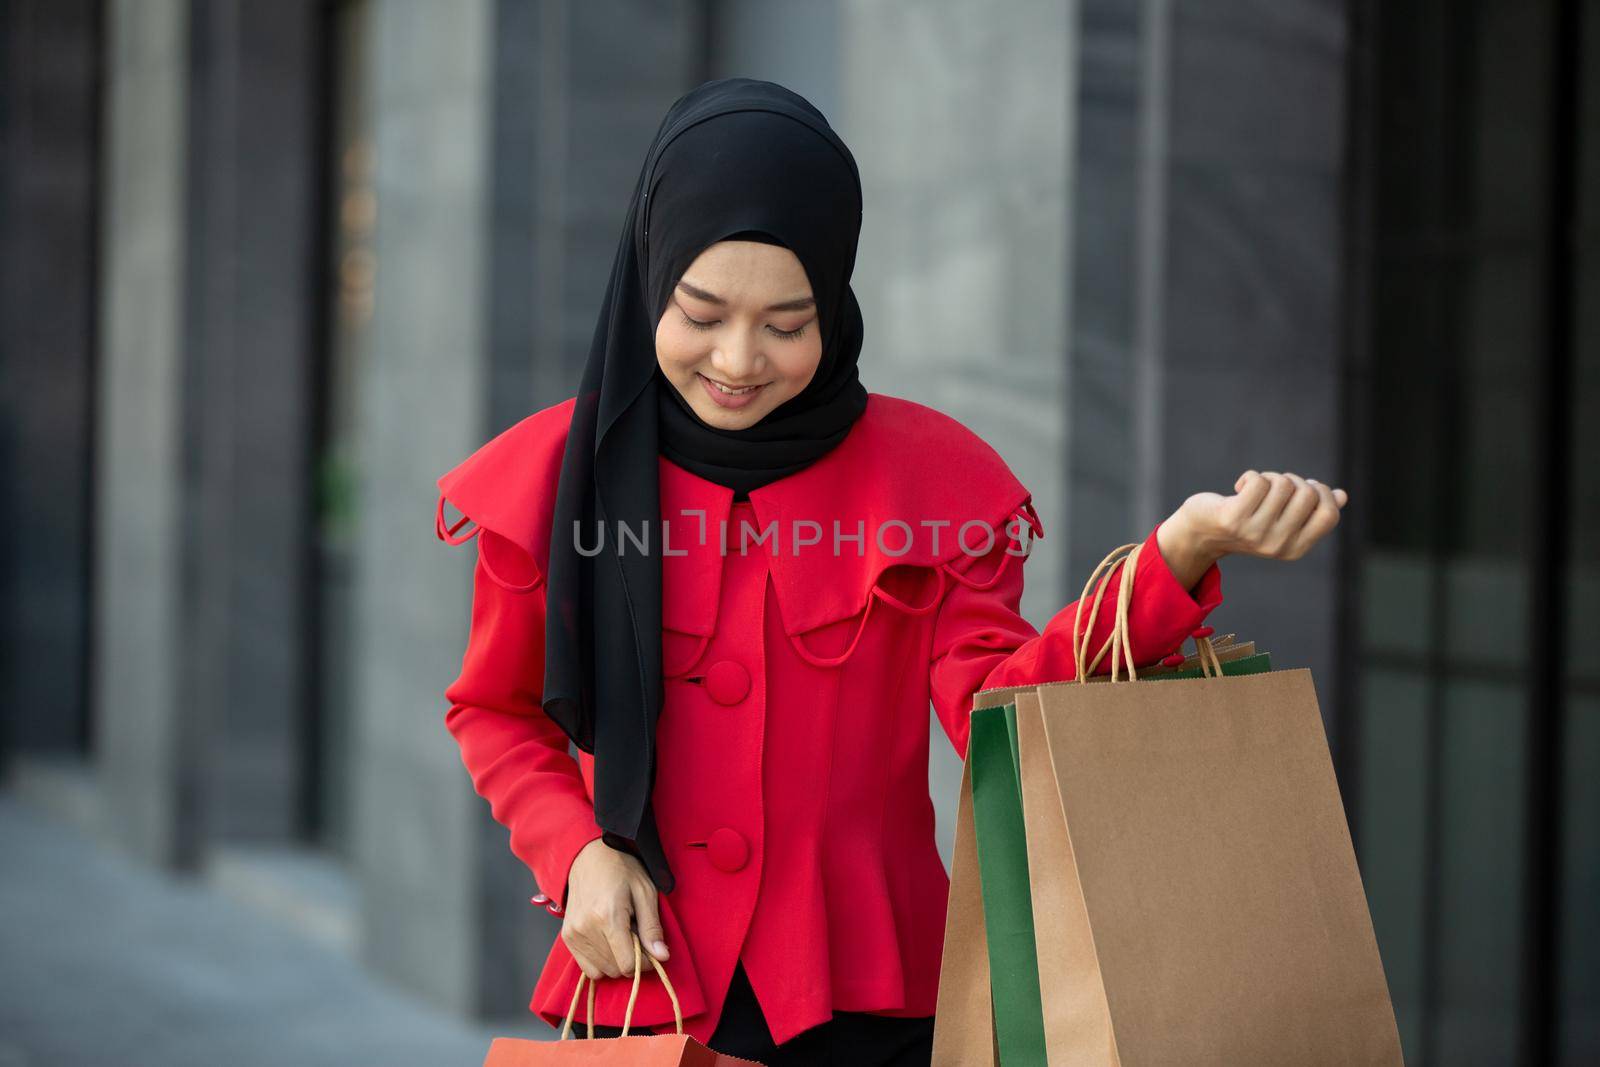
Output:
(0, 792), (551, 1067)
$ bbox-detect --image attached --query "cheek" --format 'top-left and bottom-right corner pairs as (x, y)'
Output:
(654, 317), (705, 373)
(775, 338), (825, 389)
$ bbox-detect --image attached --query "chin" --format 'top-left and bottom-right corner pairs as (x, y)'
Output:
(694, 402), (768, 430)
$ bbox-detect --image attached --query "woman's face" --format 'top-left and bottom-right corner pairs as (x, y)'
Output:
(655, 239), (823, 431)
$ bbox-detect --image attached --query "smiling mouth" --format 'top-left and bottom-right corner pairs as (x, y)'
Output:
(700, 374), (766, 396)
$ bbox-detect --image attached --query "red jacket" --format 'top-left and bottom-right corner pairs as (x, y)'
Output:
(435, 392), (1223, 1045)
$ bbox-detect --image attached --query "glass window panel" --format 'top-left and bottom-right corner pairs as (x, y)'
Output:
(1560, 12), (1600, 1048)
(1467, 2), (1554, 242)
(1457, 253), (1541, 560)
(1370, 264), (1448, 551)
(1430, 677), (1529, 1066)
(1374, 0), (1453, 240)
(1581, 0), (1600, 237)
(1356, 665), (1433, 1061)
(1361, 551), (1437, 660)
(1441, 558), (1529, 671)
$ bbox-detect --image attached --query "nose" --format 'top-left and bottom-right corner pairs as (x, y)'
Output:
(711, 329), (764, 380)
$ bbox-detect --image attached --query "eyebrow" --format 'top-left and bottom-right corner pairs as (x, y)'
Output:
(677, 280), (816, 313)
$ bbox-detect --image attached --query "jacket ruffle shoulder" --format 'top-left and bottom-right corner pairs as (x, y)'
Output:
(745, 392), (1045, 644)
(433, 395), (575, 592)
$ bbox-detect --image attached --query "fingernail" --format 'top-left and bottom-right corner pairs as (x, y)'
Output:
(653, 940), (669, 958)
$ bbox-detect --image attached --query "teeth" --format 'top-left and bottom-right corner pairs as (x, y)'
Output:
(708, 378), (759, 395)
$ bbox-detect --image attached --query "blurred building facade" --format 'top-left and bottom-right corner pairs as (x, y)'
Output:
(0, 1), (1594, 1064)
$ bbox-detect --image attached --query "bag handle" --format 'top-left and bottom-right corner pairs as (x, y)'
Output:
(558, 932), (684, 1040)
(1071, 541), (1140, 682)
(1071, 541), (1223, 684)
(1189, 625), (1224, 677)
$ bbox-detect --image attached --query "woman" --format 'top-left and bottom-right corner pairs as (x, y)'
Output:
(434, 78), (1347, 1065)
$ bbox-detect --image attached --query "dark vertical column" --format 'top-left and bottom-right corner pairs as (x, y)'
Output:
(1068, 0), (1350, 726)
(1523, 0), (1579, 1059)
(1557, 6), (1600, 1061)
(1158, 0), (1351, 720)
(526, 0), (712, 408)
(181, 0), (323, 844)
(1336, 0), (1376, 849)
(1068, 0), (1149, 601)
(0, 0), (103, 758)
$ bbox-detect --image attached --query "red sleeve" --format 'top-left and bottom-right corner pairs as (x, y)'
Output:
(442, 527), (604, 912)
(928, 518), (1223, 758)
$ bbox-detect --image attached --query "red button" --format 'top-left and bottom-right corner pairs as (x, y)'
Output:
(706, 827), (749, 872)
(704, 661), (751, 705)
(1192, 625), (1214, 638)
(1162, 653), (1186, 667)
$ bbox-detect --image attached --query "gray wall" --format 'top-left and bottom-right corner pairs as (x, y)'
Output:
(93, 0), (195, 869)
(352, 0), (708, 1014)
(839, 0), (1078, 623)
(708, 0), (839, 122)
(351, 0), (501, 1014)
(834, 0), (1080, 863)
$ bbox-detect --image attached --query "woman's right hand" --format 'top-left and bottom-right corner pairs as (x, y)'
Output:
(560, 837), (670, 978)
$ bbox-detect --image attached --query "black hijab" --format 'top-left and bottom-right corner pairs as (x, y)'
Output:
(542, 78), (868, 893)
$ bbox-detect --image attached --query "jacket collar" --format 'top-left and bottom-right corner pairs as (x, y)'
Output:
(661, 393), (1033, 636)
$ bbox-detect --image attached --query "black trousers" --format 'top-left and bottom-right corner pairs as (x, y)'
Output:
(574, 958), (935, 1065)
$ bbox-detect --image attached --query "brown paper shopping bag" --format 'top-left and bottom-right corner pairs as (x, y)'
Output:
(483, 934), (759, 1066)
(930, 756), (1001, 1066)
(934, 539), (1404, 1065)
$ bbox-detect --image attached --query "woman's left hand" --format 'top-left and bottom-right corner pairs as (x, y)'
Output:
(1158, 470), (1349, 588)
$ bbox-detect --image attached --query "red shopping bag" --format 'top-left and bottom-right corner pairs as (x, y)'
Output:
(482, 934), (760, 1066)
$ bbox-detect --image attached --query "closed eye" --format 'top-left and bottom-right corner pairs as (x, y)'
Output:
(768, 322), (809, 341)
(679, 310), (811, 342)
